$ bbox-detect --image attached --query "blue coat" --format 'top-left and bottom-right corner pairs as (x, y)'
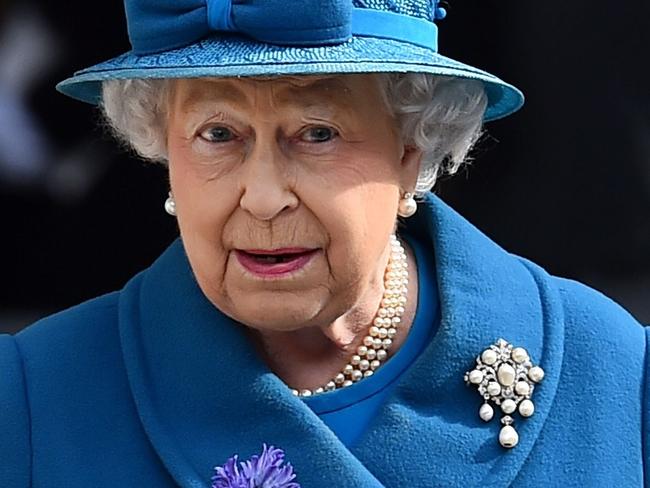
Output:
(2, 193), (648, 487)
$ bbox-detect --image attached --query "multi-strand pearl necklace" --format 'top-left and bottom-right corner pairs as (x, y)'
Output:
(291, 234), (408, 397)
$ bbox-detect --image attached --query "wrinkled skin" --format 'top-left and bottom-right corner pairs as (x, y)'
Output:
(166, 74), (421, 389)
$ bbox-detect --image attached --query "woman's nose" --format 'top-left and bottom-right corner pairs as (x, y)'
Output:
(238, 138), (299, 221)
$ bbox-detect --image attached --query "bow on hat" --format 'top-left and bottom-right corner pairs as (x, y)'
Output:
(126, 0), (443, 55)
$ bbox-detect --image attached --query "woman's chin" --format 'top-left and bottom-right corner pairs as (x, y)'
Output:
(225, 293), (326, 332)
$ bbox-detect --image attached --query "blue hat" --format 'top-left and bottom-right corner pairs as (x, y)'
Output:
(56, 0), (524, 121)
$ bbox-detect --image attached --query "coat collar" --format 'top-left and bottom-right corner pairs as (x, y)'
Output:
(118, 193), (565, 487)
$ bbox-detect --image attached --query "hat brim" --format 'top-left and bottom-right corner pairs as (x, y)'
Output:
(56, 33), (524, 122)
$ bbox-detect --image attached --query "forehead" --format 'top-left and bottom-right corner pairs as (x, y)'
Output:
(172, 74), (376, 110)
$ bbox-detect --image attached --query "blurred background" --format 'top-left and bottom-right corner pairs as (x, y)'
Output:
(0, 0), (648, 333)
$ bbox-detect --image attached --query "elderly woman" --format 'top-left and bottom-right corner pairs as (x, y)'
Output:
(1, 1), (648, 487)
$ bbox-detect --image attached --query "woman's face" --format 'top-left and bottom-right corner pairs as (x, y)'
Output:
(166, 74), (421, 332)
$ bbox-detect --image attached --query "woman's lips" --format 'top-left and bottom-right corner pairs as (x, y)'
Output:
(234, 248), (319, 277)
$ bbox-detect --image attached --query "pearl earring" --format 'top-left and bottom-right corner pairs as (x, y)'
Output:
(164, 192), (176, 216)
(398, 192), (417, 218)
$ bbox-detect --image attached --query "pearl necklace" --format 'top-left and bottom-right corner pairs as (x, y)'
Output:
(291, 234), (408, 397)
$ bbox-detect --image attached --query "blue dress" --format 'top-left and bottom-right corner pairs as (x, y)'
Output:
(1, 193), (648, 487)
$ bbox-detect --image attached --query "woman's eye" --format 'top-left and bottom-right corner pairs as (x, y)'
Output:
(301, 126), (338, 143)
(199, 126), (235, 143)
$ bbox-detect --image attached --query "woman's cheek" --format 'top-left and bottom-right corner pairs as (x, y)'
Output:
(187, 138), (240, 170)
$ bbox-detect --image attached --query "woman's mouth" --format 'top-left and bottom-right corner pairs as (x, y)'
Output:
(234, 248), (319, 277)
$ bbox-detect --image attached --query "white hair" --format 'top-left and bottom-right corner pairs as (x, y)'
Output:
(101, 73), (487, 194)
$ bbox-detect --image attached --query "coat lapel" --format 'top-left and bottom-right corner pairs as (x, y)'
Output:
(118, 192), (564, 487)
(354, 194), (565, 487)
(118, 240), (384, 487)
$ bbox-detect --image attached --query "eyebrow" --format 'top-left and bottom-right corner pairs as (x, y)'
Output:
(180, 76), (356, 112)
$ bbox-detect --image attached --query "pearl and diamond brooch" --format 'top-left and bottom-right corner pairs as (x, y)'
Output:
(464, 338), (545, 449)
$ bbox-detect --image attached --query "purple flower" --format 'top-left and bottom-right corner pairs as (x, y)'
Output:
(212, 444), (301, 488)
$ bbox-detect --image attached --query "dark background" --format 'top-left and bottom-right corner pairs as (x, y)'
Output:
(1, 0), (648, 333)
